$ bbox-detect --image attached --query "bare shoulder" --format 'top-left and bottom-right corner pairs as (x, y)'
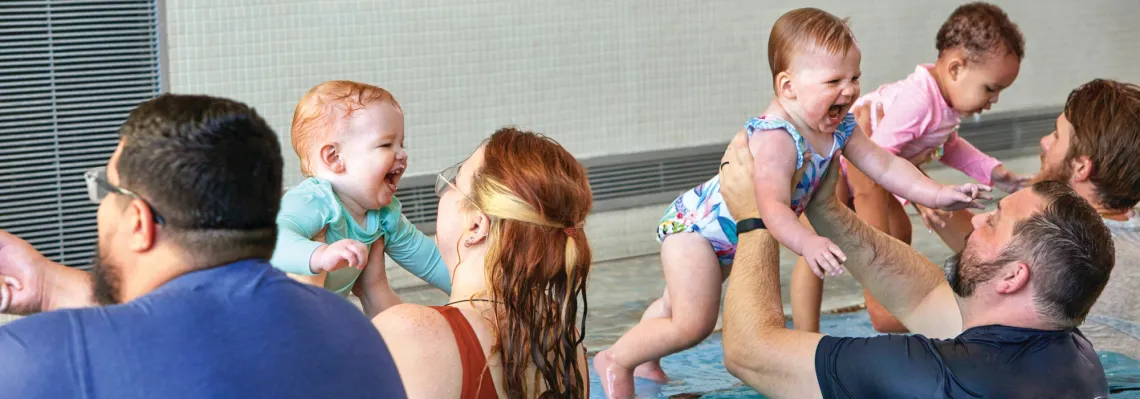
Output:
(747, 127), (799, 150)
(371, 303), (455, 348)
(372, 304), (463, 397)
(747, 128), (802, 175)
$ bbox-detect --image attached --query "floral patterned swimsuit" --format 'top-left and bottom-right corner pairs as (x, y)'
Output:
(656, 114), (856, 265)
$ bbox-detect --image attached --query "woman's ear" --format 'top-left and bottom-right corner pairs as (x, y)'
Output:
(464, 212), (492, 247)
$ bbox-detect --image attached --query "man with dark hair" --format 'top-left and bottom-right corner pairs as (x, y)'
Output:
(0, 94), (406, 398)
(718, 127), (1114, 397)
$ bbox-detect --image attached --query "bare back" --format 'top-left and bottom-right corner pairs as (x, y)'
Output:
(374, 303), (589, 398)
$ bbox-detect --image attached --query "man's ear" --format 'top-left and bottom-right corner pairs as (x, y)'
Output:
(1069, 155), (1093, 183)
(993, 262), (1031, 295)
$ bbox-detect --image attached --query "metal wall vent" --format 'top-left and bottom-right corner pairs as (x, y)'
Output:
(954, 107), (1058, 157)
(0, 0), (162, 266)
(404, 107), (1058, 235)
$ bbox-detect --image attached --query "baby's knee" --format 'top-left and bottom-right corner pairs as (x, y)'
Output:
(673, 314), (718, 345)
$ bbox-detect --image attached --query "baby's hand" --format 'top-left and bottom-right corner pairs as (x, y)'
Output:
(310, 239), (369, 274)
(933, 183), (992, 211)
(991, 166), (1033, 194)
(801, 235), (846, 278)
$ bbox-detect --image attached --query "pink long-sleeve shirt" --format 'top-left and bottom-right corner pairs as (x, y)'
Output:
(854, 64), (1001, 185)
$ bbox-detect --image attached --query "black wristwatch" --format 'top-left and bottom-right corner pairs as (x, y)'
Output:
(736, 218), (766, 234)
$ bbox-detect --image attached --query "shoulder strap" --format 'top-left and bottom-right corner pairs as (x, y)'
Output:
(746, 116), (807, 170)
(431, 306), (498, 399)
(833, 113), (858, 149)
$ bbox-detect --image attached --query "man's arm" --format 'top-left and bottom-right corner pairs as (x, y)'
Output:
(38, 265), (94, 312)
(0, 230), (95, 314)
(718, 132), (824, 399)
(804, 159), (963, 338)
(723, 229), (826, 399)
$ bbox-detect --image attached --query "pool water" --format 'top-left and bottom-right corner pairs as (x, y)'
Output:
(587, 311), (1140, 398)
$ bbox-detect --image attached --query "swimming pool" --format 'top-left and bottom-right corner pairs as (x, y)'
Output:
(586, 311), (1140, 398)
(576, 155), (1140, 398)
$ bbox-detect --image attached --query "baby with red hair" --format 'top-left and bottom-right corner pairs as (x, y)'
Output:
(270, 81), (450, 314)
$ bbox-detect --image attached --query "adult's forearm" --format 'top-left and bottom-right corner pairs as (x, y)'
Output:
(42, 263), (96, 312)
(804, 196), (945, 326)
(356, 281), (403, 319)
(723, 230), (790, 385)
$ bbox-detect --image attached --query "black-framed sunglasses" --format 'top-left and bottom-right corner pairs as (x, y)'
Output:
(84, 167), (165, 225)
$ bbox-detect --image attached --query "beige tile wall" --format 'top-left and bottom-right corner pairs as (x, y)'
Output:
(164, 0), (1140, 266)
(166, 0), (1140, 183)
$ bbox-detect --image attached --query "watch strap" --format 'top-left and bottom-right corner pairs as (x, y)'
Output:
(736, 218), (766, 234)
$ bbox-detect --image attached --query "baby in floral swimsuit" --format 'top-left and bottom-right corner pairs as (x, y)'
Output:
(594, 8), (992, 399)
(657, 115), (855, 264)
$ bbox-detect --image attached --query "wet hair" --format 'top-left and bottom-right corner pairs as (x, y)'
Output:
(935, 2), (1025, 62)
(469, 127), (592, 398)
(767, 8), (857, 88)
(290, 80), (400, 176)
(116, 94), (282, 261)
(1063, 79), (1140, 210)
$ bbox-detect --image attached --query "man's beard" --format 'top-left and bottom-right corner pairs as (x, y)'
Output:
(1037, 155), (1073, 183)
(944, 252), (970, 296)
(944, 244), (1008, 297)
(91, 246), (122, 305)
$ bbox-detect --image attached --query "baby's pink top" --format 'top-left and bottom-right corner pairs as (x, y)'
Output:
(854, 64), (1000, 184)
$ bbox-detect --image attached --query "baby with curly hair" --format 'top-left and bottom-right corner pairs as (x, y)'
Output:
(793, 2), (1031, 333)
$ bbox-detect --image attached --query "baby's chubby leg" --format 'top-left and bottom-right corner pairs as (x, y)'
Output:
(632, 290), (672, 382)
(594, 232), (723, 399)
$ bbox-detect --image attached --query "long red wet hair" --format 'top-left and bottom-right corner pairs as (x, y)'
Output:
(469, 127), (592, 398)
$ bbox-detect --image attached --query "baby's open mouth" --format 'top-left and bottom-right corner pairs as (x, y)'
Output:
(827, 103), (849, 122)
(384, 165), (405, 191)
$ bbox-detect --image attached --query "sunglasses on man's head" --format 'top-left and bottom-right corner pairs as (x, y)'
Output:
(83, 167), (165, 225)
